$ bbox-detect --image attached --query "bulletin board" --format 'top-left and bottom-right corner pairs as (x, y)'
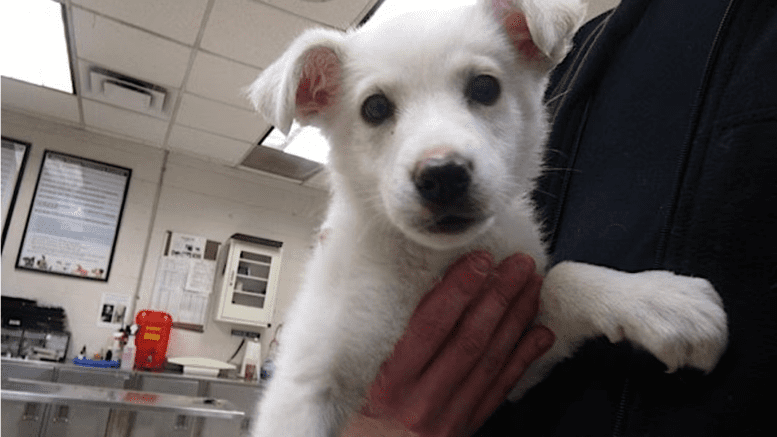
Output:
(15, 150), (131, 281)
(149, 231), (220, 332)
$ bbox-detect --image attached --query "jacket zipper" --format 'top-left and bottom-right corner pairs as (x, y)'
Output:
(612, 2), (739, 436)
(611, 376), (631, 437)
(652, 0), (739, 269)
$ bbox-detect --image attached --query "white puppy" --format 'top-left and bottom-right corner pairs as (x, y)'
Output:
(247, 1), (728, 435)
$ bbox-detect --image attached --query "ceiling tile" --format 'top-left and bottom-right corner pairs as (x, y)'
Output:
(1, 77), (80, 124)
(176, 93), (269, 142)
(82, 100), (169, 145)
(72, 0), (210, 45)
(200, 0), (317, 68)
(72, 7), (192, 88)
(303, 168), (330, 191)
(167, 125), (253, 164)
(263, 0), (379, 29)
(186, 52), (261, 110)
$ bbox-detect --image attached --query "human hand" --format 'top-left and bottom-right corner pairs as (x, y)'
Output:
(356, 251), (554, 437)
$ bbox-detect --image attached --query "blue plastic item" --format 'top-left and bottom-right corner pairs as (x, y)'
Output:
(73, 357), (120, 368)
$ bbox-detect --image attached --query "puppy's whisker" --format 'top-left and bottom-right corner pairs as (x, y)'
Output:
(543, 167), (582, 173)
(544, 89), (570, 106)
(532, 188), (558, 199)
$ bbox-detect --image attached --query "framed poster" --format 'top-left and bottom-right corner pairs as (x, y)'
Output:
(16, 150), (131, 281)
(1, 137), (31, 249)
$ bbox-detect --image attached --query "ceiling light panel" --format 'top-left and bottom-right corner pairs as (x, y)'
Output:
(0, 0), (73, 93)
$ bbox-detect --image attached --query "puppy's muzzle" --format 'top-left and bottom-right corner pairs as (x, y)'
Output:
(413, 152), (482, 234)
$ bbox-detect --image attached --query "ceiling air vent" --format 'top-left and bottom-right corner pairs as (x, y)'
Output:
(86, 67), (169, 118)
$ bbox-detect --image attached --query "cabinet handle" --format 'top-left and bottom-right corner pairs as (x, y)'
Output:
(240, 417), (251, 431)
(22, 403), (40, 421)
(53, 405), (69, 423)
(229, 270), (236, 287)
(174, 414), (189, 430)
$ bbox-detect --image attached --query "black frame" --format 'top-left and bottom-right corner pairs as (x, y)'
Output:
(15, 150), (132, 281)
(1, 137), (31, 250)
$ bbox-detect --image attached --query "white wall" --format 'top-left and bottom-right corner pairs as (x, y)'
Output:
(137, 152), (327, 362)
(1, 109), (327, 364)
(585, 0), (621, 21)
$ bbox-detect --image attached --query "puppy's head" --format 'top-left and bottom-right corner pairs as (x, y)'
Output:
(249, 0), (585, 250)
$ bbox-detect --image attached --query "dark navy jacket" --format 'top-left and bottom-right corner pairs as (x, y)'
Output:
(478, 0), (777, 435)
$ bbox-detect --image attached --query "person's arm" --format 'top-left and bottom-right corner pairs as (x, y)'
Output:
(342, 252), (554, 437)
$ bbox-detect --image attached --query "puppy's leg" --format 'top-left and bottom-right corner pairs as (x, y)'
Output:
(253, 326), (382, 437)
(252, 279), (410, 437)
(254, 373), (344, 437)
(508, 261), (728, 400)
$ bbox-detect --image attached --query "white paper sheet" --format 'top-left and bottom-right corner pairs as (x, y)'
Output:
(149, 232), (217, 327)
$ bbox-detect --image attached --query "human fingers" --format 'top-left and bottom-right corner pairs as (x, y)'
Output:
(468, 271), (553, 432)
(400, 253), (537, 429)
(371, 251), (494, 408)
(470, 324), (554, 434)
(432, 271), (545, 437)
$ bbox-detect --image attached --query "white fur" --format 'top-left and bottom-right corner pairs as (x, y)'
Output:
(247, 1), (728, 436)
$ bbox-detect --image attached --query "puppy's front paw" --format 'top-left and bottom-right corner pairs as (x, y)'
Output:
(619, 272), (728, 373)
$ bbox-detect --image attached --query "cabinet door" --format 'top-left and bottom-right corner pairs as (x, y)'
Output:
(44, 368), (129, 437)
(129, 375), (200, 437)
(1, 401), (49, 437)
(218, 242), (282, 327)
(1, 361), (55, 437)
(199, 382), (261, 437)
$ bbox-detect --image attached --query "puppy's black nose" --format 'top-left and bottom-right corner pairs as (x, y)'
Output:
(414, 155), (472, 205)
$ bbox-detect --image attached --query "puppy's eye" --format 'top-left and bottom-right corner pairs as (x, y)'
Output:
(361, 94), (394, 125)
(466, 75), (501, 106)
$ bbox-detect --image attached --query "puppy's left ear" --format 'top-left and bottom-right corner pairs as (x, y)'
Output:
(247, 28), (346, 134)
(485, 0), (586, 68)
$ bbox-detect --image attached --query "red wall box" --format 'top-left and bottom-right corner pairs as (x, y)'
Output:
(134, 310), (172, 371)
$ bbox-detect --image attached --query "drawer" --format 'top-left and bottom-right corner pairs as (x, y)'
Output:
(57, 367), (129, 388)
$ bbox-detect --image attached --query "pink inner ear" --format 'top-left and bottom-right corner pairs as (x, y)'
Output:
(502, 10), (544, 62)
(296, 47), (341, 120)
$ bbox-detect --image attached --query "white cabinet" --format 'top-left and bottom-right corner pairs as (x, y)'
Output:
(213, 234), (283, 328)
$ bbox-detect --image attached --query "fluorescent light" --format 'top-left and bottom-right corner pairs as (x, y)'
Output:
(259, 0), (477, 165)
(262, 122), (330, 164)
(1, 0), (73, 93)
(283, 127), (330, 164)
(261, 127), (288, 149)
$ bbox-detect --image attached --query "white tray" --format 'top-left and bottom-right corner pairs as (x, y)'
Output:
(168, 356), (236, 377)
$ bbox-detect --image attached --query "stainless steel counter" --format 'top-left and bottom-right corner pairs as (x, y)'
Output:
(1, 378), (244, 420)
(0, 357), (263, 387)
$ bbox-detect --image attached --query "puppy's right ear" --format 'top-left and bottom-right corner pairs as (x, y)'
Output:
(247, 28), (345, 135)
